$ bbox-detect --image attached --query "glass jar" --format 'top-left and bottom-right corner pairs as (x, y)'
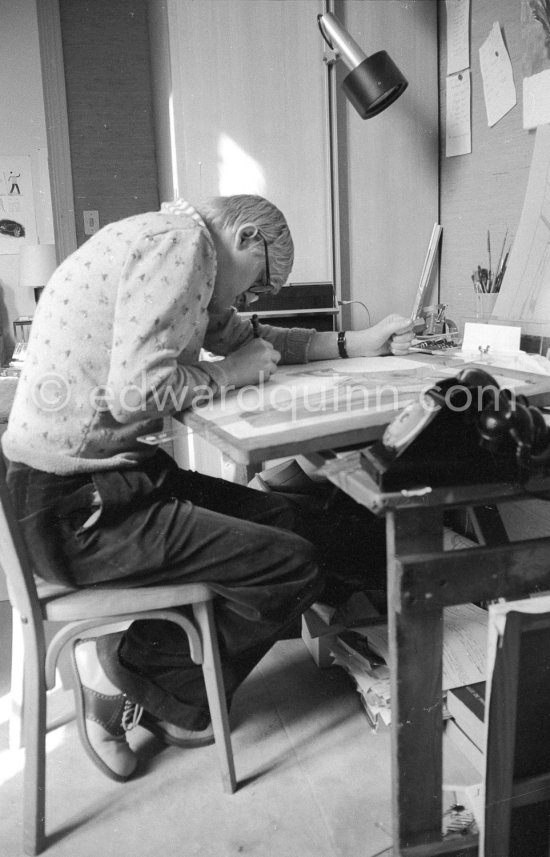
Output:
(422, 304), (446, 335)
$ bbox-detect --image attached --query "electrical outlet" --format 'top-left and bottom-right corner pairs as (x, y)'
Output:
(83, 210), (100, 235)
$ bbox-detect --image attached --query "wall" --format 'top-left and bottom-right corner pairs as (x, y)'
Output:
(146, 0), (174, 207)
(342, 0), (439, 328)
(58, 0), (160, 245)
(0, 0), (54, 356)
(154, 0), (439, 328)
(438, 0), (550, 542)
(438, 0), (536, 329)
(163, 0), (332, 286)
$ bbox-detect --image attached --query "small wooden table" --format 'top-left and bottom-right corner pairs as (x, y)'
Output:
(315, 452), (550, 856)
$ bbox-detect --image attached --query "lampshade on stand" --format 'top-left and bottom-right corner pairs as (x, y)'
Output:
(18, 243), (57, 303)
(342, 52), (408, 119)
(317, 11), (408, 119)
(317, 8), (408, 336)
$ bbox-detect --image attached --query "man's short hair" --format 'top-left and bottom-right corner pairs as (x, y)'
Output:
(203, 194), (294, 291)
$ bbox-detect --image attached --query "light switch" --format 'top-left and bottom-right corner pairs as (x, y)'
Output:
(83, 210), (100, 235)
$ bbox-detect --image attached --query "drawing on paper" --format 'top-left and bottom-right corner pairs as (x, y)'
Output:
(0, 155), (37, 253)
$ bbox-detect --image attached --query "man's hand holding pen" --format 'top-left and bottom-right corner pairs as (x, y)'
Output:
(221, 336), (281, 387)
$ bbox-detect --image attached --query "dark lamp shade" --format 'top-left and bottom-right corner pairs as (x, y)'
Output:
(342, 52), (408, 119)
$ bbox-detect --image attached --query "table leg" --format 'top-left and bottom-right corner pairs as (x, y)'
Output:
(469, 504), (509, 547)
(387, 506), (445, 853)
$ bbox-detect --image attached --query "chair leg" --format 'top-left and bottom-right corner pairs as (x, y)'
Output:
(11, 614), (75, 750)
(193, 600), (237, 793)
(22, 630), (47, 856)
(10, 607), (25, 750)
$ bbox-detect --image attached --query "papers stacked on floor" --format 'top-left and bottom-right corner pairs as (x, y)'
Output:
(330, 631), (391, 729)
(329, 527), (487, 729)
(331, 601), (488, 730)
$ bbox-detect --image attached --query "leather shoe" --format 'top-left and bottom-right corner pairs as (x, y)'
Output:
(71, 640), (142, 782)
(140, 711), (215, 748)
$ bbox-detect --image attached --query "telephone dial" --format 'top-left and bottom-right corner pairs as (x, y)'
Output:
(361, 367), (550, 490)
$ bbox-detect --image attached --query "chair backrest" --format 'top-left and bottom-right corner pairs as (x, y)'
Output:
(0, 456), (45, 636)
(482, 595), (550, 857)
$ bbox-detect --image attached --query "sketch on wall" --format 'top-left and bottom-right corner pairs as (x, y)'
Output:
(522, 0), (550, 128)
(0, 155), (37, 254)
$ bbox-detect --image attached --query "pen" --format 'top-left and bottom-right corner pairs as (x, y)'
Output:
(251, 314), (260, 338)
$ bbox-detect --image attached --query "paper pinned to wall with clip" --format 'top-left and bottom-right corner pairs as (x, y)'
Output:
(446, 70), (472, 158)
(479, 22), (517, 127)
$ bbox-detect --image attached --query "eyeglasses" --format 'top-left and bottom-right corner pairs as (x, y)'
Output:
(247, 233), (273, 296)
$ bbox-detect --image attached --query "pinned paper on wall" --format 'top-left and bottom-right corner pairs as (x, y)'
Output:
(0, 155), (37, 254)
(479, 22), (517, 127)
(446, 71), (471, 158)
(522, 0), (550, 129)
(446, 0), (470, 75)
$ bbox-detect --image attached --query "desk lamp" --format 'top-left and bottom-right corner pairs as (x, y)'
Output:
(317, 11), (408, 118)
(18, 243), (57, 304)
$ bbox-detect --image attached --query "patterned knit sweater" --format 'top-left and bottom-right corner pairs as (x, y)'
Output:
(3, 202), (313, 474)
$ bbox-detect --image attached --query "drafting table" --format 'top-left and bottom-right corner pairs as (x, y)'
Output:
(177, 354), (550, 480)
(176, 354), (550, 856)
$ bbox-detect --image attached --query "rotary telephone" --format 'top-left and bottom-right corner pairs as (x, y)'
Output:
(361, 367), (550, 490)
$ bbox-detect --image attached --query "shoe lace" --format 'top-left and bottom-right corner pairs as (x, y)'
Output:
(121, 697), (143, 732)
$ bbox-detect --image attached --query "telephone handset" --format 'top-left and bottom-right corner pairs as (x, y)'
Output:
(361, 368), (550, 490)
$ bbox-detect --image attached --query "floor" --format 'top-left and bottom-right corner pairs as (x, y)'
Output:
(0, 600), (395, 857)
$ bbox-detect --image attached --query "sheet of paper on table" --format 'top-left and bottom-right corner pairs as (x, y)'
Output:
(179, 356), (454, 442)
(179, 355), (546, 443)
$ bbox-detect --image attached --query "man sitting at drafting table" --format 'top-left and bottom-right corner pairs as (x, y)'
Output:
(2, 194), (413, 782)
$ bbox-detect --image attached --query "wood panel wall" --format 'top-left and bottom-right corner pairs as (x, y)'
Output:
(58, 0), (159, 245)
(438, 0), (536, 331)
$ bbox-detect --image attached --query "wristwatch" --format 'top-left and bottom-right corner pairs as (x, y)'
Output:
(337, 330), (349, 359)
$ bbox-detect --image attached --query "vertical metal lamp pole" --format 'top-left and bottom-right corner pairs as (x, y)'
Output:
(322, 0), (345, 332)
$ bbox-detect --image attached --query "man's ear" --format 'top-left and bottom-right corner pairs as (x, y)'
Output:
(235, 222), (259, 250)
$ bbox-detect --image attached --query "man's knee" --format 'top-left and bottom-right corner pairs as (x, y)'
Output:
(258, 491), (301, 532)
(280, 529), (324, 594)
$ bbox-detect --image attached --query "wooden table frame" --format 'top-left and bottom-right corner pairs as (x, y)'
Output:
(315, 453), (550, 856)
(177, 356), (550, 855)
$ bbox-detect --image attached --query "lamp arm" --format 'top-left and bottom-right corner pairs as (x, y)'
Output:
(317, 12), (367, 72)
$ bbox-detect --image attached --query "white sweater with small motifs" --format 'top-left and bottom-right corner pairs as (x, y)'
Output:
(2, 202), (313, 474)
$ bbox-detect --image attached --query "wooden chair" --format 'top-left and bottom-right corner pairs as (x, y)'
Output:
(0, 460), (236, 856)
(482, 595), (550, 857)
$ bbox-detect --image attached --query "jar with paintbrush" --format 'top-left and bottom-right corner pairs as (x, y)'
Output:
(472, 229), (510, 319)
